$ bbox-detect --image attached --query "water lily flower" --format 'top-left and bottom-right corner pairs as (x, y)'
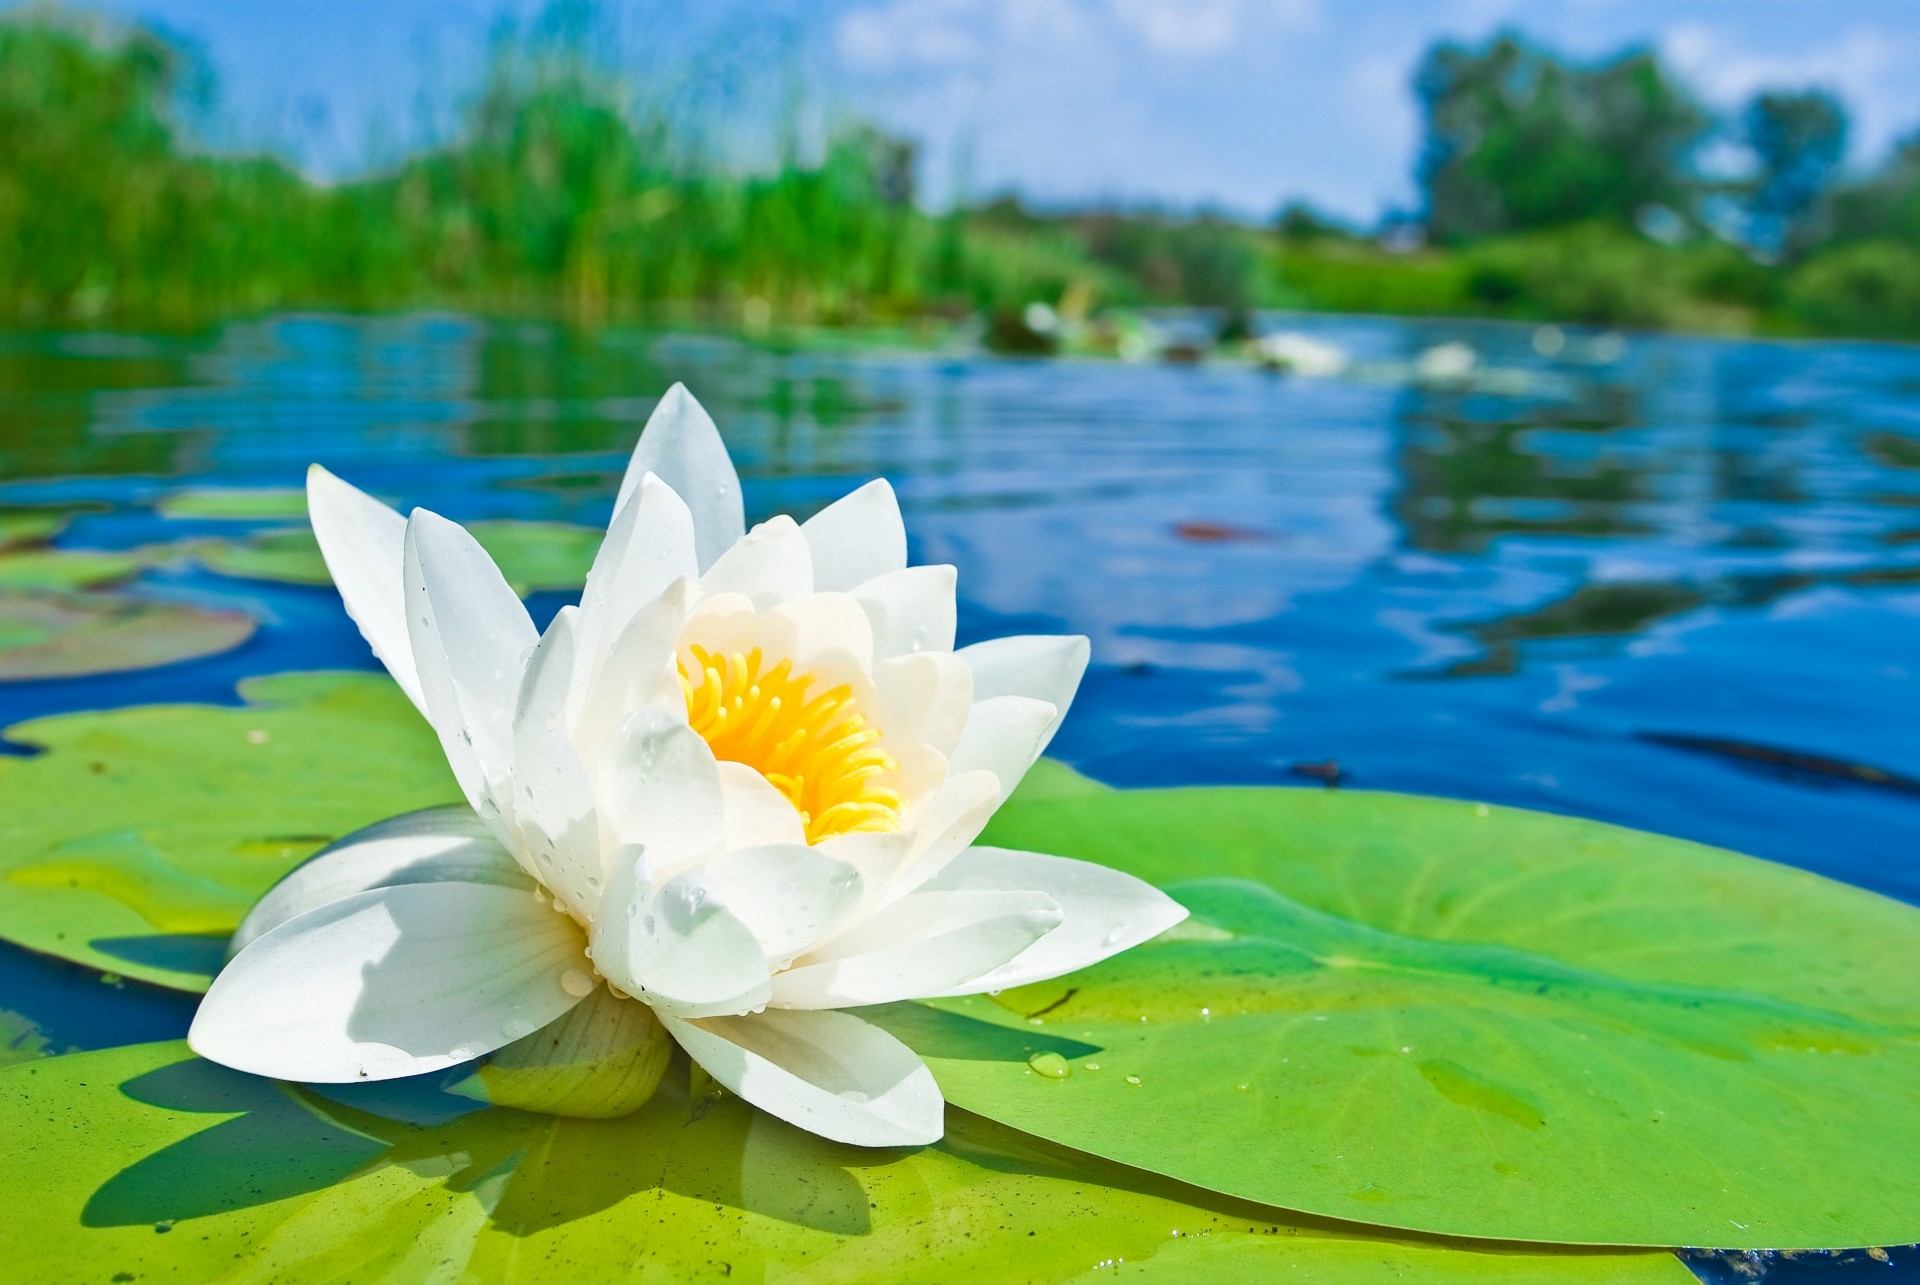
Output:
(188, 384), (1185, 1146)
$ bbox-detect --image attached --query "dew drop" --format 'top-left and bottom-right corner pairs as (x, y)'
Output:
(501, 1019), (536, 1040)
(1086, 1062), (1101, 1072)
(1027, 1051), (1071, 1080)
(1124, 1074), (1142, 1086)
(1235, 1082), (1251, 1092)
(560, 968), (595, 998)
(1103, 924), (1132, 948)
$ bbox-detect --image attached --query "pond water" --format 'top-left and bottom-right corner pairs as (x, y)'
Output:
(3, 311), (1918, 1278)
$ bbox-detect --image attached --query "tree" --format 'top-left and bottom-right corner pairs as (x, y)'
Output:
(1415, 34), (1710, 243)
(1745, 90), (1848, 257)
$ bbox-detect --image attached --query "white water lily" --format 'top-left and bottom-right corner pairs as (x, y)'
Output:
(188, 384), (1184, 1146)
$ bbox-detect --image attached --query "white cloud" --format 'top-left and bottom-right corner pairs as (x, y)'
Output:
(1106, 0), (1319, 58)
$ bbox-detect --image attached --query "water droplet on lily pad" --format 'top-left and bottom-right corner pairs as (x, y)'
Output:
(1027, 1051), (1071, 1080)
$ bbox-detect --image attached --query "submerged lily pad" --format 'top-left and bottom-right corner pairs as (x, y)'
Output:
(157, 487), (310, 521)
(901, 783), (1920, 1249)
(0, 672), (454, 989)
(0, 1042), (1690, 1283)
(0, 591), (254, 682)
(199, 520), (601, 594)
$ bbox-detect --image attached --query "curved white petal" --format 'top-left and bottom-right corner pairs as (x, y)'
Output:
(189, 882), (587, 1084)
(230, 806), (531, 956)
(698, 515), (813, 609)
(575, 473), (697, 698)
(771, 889), (1061, 1009)
(661, 1007), (943, 1147)
(948, 695), (1059, 804)
(511, 607), (601, 915)
(916, 846), (1188, 996)
(717, 762), (807, 849)
(592, 860), (772, 1019)
(403, 509), (537, 821)
(759, 592), (875, 675)
(596, 705), (723, 876)
(852, 565), (956, 660)
(573, 578), (689, 770)
(801, 479), (906, 593)
(954, 633), (1090, 755)
(616, 383), (743, 572)
(701, 843), (863, 962)
(877, 769), (1001, 906)
(306, 465), (425, 714)
(874, 651), (972, 759)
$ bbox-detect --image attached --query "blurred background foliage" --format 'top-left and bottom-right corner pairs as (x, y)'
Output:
(6, 6), (1920, 337)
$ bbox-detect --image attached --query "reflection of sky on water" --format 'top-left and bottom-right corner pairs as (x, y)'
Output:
(6, 312), (1920, 909)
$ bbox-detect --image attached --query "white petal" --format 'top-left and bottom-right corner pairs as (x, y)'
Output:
(876, 769), (1001, 907)
(852, 565), (956, 660)
(575, 473), (697, 695)
(701, 843), (863, 962)
(948, 695), (1059, 804)
(596, 705), (723, 876)
(759, 591), (875, 675)
(874, 652), (973, 759)
(615, 383), (743, 572)
(511, 607), (601, 915)
(698, 515), (813, 609)
(403, 509), (537, 819)
(954, 634), (1090, 756)
(800, 479), (906, 593)
(717, 762), (807, 849)
(592, 859), (772, 1019)
(815, 829), (914, 899)
(229, 806), (531, 956)
(916, 846), (1188, 995)
(189, 882), (587, 1084)
(306, 465), (425, 714)
(661, 1007), (943, 1146)
(573, 578), (690, 770)
(771, 889), (1060, 1009)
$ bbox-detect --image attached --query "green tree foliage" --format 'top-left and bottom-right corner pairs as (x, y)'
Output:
(1744, 91), (1849, 257)
(1415, 34), (1710, 243)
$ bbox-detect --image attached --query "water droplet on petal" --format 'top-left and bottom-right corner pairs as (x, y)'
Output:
(501, 1018), (536, 1040)
(1027, 1051), (1071, 1080)
(1103, 924), (1131, 948)
(560, 968), (595, 998)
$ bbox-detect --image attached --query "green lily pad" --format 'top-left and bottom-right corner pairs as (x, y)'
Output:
(0, 1043), (1691, 1283)
(198, 521), (602, 594)
(0, 591), (255, 682)
(0, 547), (147, 590)
(156, 487), (310, 521)
(0, 672), (455, 990)
(888, 783), (1920, 1249)
(0, 509), (73, 550)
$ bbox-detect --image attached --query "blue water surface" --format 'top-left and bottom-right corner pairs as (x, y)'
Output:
(4, 311), (1919, 1278)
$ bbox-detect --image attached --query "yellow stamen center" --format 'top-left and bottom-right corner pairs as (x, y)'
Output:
(678, 644), (902, 843)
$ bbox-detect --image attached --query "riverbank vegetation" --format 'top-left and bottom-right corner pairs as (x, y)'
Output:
(5, 9), (1920, 339)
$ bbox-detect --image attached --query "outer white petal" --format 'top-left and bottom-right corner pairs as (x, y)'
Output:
(948, 695), (1059, 804)
(574, 473), (697, 700)
(229, 806), (531, 956)
(511, 606), (601, 915)
(852, 565), (956, 660)
(403, 509), (537, 819)
(770, 889), (1061, 1009)
(873, 652), (972, 759)
(189, 882), (587, 1083)
(660, 1007), (943, 1147)
(954, 634), (1090, 755)
(306, 465), (425, 714)
(596, 705), (724, 877)
(872, 769), (1001, 908)
(615, 383), (744, 572)
(800, 479), (906, 593)
(700, 843), (864, 962)
(592, 856), (772, 1019)
(717, 762), (807, 849)
(916, 846), (1188, 996)
(698, 515), (813, 609)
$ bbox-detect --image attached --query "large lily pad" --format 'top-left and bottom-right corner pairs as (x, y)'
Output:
(156, 487), (310, 520)
(0, 548), (147, 590)
(0, 591), (255, 682)
(0, 1042), (1690, 1282)
(900, 783), (1920, 1249)
(199, 520), (601, 594)
(0, 672), (455, 990)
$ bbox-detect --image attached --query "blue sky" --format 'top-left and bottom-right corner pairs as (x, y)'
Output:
(18, 0), (1920, 221)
